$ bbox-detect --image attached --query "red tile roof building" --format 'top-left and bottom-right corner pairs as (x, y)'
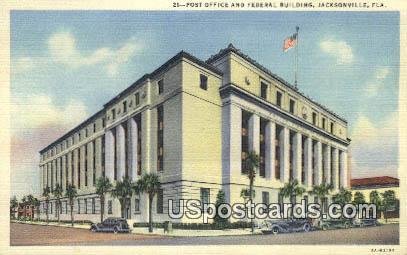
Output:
(351, 176), (399, 189)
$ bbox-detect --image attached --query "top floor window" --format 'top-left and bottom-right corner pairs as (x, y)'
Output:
(158, 79), (164, 95)
(135, 92), (140, 106)
(289, 99), (295, 114)
(111, 108), (116, 120)
(276, 91), (282, 107)
(322, 118), (326, 129)
(200, 74), (208, 90)
(260, 82), (268, 99)
(123, 101), (127, 113)
(312, 112), (317, 125)
(330, 122), (334, 134)
(102, 117), (106, 127)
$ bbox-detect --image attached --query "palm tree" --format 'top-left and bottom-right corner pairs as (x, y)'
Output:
(133, 173), (161, 233)
(95, 176), (112, 223)
(353, 191), (366, 205)
(381, 190), (396, 223)
(279, 179), (306, 217)
(240, 188), (255, 202)
(112, 176), (133, 219)
(52, 184), (63, 224)
(242, 151), (259, 233)
(332, 188), (352, 206)
(309, 182), (333, 211)
(42, 186), (51, 224)
(65, 184), (77, 227)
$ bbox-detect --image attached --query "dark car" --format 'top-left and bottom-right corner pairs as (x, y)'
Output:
(90, 217), (131, 233)
(352, 217), (378, 227)
(319, 218), (352, 230)
(260, 219), (312, 235)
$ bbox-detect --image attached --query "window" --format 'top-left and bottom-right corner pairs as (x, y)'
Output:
(312, 112), (317, 125)
(262, 191), (270, 205)
(260, 82), (268, 99)
(330, 122), (334, 134)
(135, 92), (140, 106)
(92, 140), (96, 186)
(113, 128), (117, 180)
(77, 148), (81, 188)
(259, 119), (267, 177)
(157, 189), (164, 214)
(93, 123), (96, 133)
(92, 198), (96, 214)
(134, 198), (140, 212)
(200, 74), (208, 90)
(157, 106), (164, 172)
(65, 155), (68, 188)
(322, 118), (326, 129)
(276, 91), (282, 107)
(85, 145), (88, 187)
(108, 200), (113, 214)
(84, 198), (88, 214)
(78, 132), (81, 141)
(111, 109), (116, 120)
(101, 135), (105, 177)
(241, 111), (250, 174)
(102, 117), (106, 127)
(136, 116), (142, 175)
(123, 101), (127, 113)
(158, 79), (164, 94)
(200, 188), (210, 208)
(123, 123), (128, 178)
(86, 128), (88, 137)
(289, 99), (295, 114)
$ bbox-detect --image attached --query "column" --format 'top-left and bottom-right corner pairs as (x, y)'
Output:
(304, 137), (312, 187)
(332, 147), (339, 190)
(280, 126), (290, 183)
(105, 129), (115, 181)
(340, 151), (348, 188)
(62, 155), (66, 191)
(129, 118), (138, 181)
(315, 141), (323, 185)
(324, 145), (331, 184)
(248, 114), (260, 153)
(40, 166), (44, 192)
(293, 132), (302, 182)
(47, 162), (50, 188)
(142, 109), (152, 174)
(264, 121), (275, 179)
(116, 124), (126, 180)
(88, 142), (94, 187)
(221, 103), (241, 203)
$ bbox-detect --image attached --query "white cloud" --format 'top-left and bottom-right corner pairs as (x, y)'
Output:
(350, 111), (398, 178)
(320, 39), (354, 64)
(364, 67), (390, 97)
(11, 93), (89, 133)
(48, 31), (141, 76)
(13, 57), (34, 74)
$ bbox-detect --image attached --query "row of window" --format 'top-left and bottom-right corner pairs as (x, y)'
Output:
(260, 82), (337, 135)
(241, 110), (344, 186)
(110, 91), (142, 122)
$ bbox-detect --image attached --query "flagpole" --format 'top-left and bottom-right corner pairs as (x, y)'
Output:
(295, 26), (299, 89)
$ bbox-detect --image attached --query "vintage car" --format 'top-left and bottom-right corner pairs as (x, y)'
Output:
(90, 217), (131, 233)
(319, 218), (353, 230)
(260, 219), (312, 235)
(352, 218), (378, 227)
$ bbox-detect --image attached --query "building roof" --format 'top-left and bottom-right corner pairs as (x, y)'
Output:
(207, 43), (347, 123)
(351, 176), (399, 188)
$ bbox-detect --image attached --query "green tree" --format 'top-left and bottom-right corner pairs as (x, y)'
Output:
(369, 190), (382, 217)
(96, 176), (112, 223)
(332, 188), (352, 206)
(381, 190), (397, 223)
(26, 194), (35, 221)
(214, 190), (228, 227)
(240, 188), (255, 202)
(33, 197), (41, 221)
(133, 173), (161, 233)
(52, 184), (63, 224)
(65, 184), (77, 226)
(309, 182), (333, 213)
(42, 186), (51, 224)
(279, 179), (306, 217)
(112, 176), (133, 219)
(242, 151), (260, 233)
(353, 191), (366, 205)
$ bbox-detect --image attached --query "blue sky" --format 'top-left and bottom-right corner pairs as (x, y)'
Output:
(10, 11), (399, 198)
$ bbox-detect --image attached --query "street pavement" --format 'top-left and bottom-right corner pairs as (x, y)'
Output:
(10, 222), (399, 246)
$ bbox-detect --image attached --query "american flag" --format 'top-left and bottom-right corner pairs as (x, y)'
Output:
(283, 33), (298, 52)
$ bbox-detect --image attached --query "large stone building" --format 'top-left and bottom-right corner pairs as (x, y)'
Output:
(38, 44), (351, 223)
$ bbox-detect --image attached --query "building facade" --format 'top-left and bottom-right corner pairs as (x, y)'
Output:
(38, 44), (351, 224)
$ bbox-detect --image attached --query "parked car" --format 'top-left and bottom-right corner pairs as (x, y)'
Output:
(319, 218), (352, 230)
(260, 219), (312, 235)
(90, 217), (131, 233)
(352, 218), (378, 227)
